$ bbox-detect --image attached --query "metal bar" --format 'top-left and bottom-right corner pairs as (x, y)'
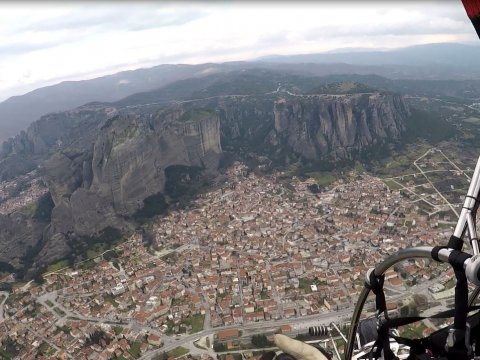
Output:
(330, 321), (348, 343)
(467, 213), (480, 255)
(329, 333), (342, 360)
(453, 156), (480, 242)
(346, 286), (370, 360)
(373, 246), (436, 276)
(469, 287), (480, 307)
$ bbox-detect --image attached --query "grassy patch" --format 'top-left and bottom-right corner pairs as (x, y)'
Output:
(47, 260), (70, 273)
(69, 226), (123, 264)
(128, 341), (142, 358)
(178, 109), (215, 123)
(259, 290), (269, 300)
(299, 278), (312, 294)
(183, 314), (205, 334)
(37, 341), (56, 357)
(444, 278), (455, 290)
(399, 323), (427, 339)
(86, 243), (109, 259)
(53, 307), (66, 317)
(167, 346), (189, 358)
(113, 326), (124, 336)
(104, 294), (119, 308)
(383, 179), (403, 191)
(305, 172), (337, 188)
(404, 107), (455, 143)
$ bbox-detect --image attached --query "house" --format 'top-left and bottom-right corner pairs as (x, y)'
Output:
(147, 334), (163, 347)
(217, 329), (240, 341)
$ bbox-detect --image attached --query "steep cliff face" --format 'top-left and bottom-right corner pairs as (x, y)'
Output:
(270, 93), (409, 160)
(32, 108), (222, 269)
(189, 92), (409, 163)
(0, 212), (45, 269)
(0, 102), (222, 273)
(87, 109), (221, 216)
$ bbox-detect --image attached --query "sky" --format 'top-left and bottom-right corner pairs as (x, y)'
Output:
(0, 1), (477, 102)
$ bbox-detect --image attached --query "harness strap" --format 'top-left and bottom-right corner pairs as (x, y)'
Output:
(367, 271), (397, 360)
(368, 271), (388, 317)
(431, 246), (447, 262)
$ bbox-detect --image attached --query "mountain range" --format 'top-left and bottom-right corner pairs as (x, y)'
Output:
(1, 42), (479, 144)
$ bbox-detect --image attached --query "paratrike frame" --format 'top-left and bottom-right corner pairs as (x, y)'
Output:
(345, 156), (480, 359)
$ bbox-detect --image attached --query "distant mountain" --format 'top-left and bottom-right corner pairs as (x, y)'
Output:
(0, 63), (242, 143)
(2, 42), (479, 144)
(0, 61), (385, 144)
(258, 43), (480, 67)
(258, 43), (480, 78)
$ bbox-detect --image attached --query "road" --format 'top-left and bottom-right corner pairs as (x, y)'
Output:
(437, 149), (471, 182)
(139, 308), (354, 359)
(0, 291), (8, 322)
(117, 85), (375, 113)
(413, 148), (459, 217)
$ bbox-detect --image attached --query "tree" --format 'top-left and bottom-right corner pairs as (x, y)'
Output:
(251, 334), (273, 348)
(152, 352), (168, 360)
(33, 273), (45, 285)
(213, 341), (226, 352)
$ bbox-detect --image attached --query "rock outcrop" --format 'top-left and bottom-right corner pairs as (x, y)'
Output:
(270, 93), (409, 160)
(187, 92), (409, 163)
(0, 89), (408, 275)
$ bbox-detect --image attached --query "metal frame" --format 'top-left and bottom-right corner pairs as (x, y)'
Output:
(345, 247), (436, 360)
(453, 156), (480, 255)
(342, 3), (480, 356)
(344, 152), (480, 359)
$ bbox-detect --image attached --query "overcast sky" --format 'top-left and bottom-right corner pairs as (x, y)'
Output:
(0, 1), (476, 102)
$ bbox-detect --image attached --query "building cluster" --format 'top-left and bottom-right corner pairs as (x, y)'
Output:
(0, 171), (48, 215)
(0, 161), (458, 358)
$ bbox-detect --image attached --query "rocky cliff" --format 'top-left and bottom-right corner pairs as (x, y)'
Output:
(184, 91), (409, 163)
(0, 87), (409, 276)
(0, 105), (222, 273)
(270, 93), (408, 161)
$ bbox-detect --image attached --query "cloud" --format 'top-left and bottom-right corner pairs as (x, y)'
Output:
(0, 41), (59, 55)
(0, 5), (208, 60)
(0, 1), (476, 101)
(17, 6), (207, 33)
(303, 3), (472, 41)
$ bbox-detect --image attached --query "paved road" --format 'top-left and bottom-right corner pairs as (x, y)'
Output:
(139, 308), (354, 359)
(413, 148), (459, 217)
(117, 86), (374, 113)
(0, 291), (9, 322)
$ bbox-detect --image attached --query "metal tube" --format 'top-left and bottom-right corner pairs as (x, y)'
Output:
(467, 214), (480, 255)
(329, 333), (342, 360)
(454, 156), (480, 239)
(346, 286), (370, 360)
(469, 287), (480, 307)
(330, 322), (348, 343)
(373, 246), (436, 276)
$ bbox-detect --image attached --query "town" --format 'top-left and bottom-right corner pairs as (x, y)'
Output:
(0, 148), (473, 360)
